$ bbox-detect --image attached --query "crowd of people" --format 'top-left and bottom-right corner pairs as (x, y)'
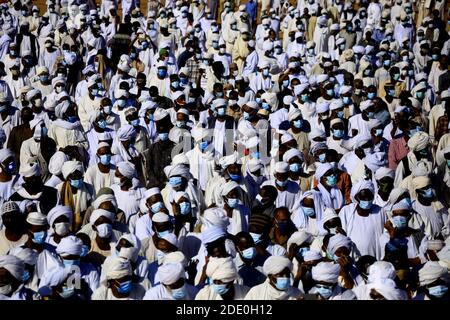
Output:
(0, 0), (449, 301)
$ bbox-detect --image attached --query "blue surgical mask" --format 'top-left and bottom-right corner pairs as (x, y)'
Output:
(158, 69), (167, 78)
(217, 108), (226, 116)
(359, 199), (373, 210)
(392, 215), (408, 229)
(63, 258), (80, 267)
(337, 110), (344, 118)
(157, 230), (171, 238)
(100, 154), (111, 165)
(393, 73), (400, 81)
(302, 206), (315, 217)
(289, 163), (301, 173)
(243, 111), (251, 120)
(213, 283), (230, 295)
(375, 128), (383, 136)
(384, 60), (391, 67)
(130, 119), (140, 127)
(262, 69), (269, 76)
(447, 160), (450, 168)
(171, 284), (187, 299)
(97, 119), (107, 129)
(70, 179), (83, 189)
(333, 129), (344, 138)
(316, 285), (333, 299)
(116, 99), (126, 108)
(343, 96), (352, 105)
(179, 202), (191, 215)
(22, 270), (30, 282)
(117, 280), (132, 294)
(171, 81), (179, 88)
(276, 179), (288, 187)
(158, 132), (169, 141)
(32, 231), (47, 244)
(367, 92), (376, 100)
(241, 247), (256, 260)
(318, 153), (326, 163)
(293, 119), (303, 128)
(326, 174), (337, 187)
(169, 176), (182, 187)
(199, 141), (209, 151)
(80, 245), (90, 257)
(297, 247), (309, 258)
(388, 89), (396, 97)
(327, 89), (334, 97)
(416, 92), (425, 99)
(367, 111), (375, 118)
(275, 277), (290, 291)
(67, 116), (79, 123)
(176, 120), (186, 128)
(151, 201), (164, 213)
(262, 102), (270, 110)
(229, 173), (241, 181)
(59, 286), (75, 299)
(282, 80), (290, 87)
(432, 54), (439, 61)
(251, 151), (260, 159)
(421, 188), (434, 199)
(428, 285), (448, 298)
(255, 97), (262, 104)
(226, 198), (239, 208)
(301, 94), (309, 102)
(249, 232), (262, 244)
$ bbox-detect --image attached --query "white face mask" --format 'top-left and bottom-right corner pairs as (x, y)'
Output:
(33, 98), (43, 107)
(54, 222), (71, 236)
(96, 223), (112, 238)
(219, 47), (226, 54)
(118, 246), (138, 262)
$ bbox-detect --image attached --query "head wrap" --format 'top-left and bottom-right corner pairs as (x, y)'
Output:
(163, 251), (187, 267)
(350, 180), (375, 202)
(221, 181), (239, 197)
(201, 226), (227, 244)
(117, 162), (136, 179)
(61, 161), (83, 180)
(9, 246), (38, 266)
(101, 256), (132, 285)
(374, 167), (395, 181)
(407, 132), (430, 152)
(263, 256), (293, 276)
(327, 234), (352, 254)
(89, 209), (115, 225)
(26, 212), (47, 226)
(56, 235), (83, 257)
(0, 255), (24, 281)
(367, 261), (397, 283)
(315, 163), (333, 181)
(47, 205), (73, 227)
(157, 262), (185, 285)
(311, 262), (340, 283)
(418, 261), (449, 286)
(287, 231), (312, 249)
(206, 256), (238, 283)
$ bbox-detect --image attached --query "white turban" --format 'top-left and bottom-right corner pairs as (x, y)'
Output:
(191, 126), (212, 142)
(304, 250), (322, 262)
(167, 165), (190, 179)
(89, 209), (115, 225)
(350, 179), (375, 201)
(20, 162), (41, 177)
(283, 148), (304, 163)
(203, 207), (230, 229)
(219, 153), (241, 169)
(152, 212), (170, 223)
(327, 234), (352, 254)
(56, 235), (83, 257)
(206, 257), (238, 283)
(287, 231), (312, 249)
(117, 124), (136, 141)
(61, 161), (83, 180)
(311, 262), (340, 283)
(48, 151), (69, 176)
(47, 205), (73, 227)
(364, 152), (386, 173)
(101, 256), (132, 285)
(163, 251), (187, 267)
(93, 194), (117, 209)
(220, 181), (239, 197)
(157, 262), (185, 285)
(201, 226), (227, 244)
(54, 101), (71, 119)
(418, 261), (449, 286)
(172, 191), (188, 203)
(263, 256), (293, 276)
(117, 161), (136, 179)
(322, 208), (339, 225)
(367, 278), (406, 300)
(374, 167), (395, 181)
(407, 132), (430, 152)
(161, 233), (178, 247)
(367, 261), (396, 283)
(9, 246), (38, 266)
(315, 163), (333, 181)
(26, 211), (47, 226)
(0, 255), (24, 281)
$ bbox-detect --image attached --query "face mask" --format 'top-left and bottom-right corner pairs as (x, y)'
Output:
(432, 54), (439, 61)
(156, 249), (166, 264)
(5, 161), (16, 174)
(96, 223), (112, 238)
(302, 206), (315, 217)
(262, 69), (269, 76)
(171, 81), (179, 89)
(213, 283), (230, 295)
(80, 245), (90, 257)
(416, 92), (425, 100)
(328, 227), (338, 235)
(318, 153), (326, 163)
(249, 232), (262, 244)
(393, 74), (400, 81)
(358, 200), (373, 210)
(171, 284), (187, 299)
(293, 119), (303, 129)
(169, 176), (183, 187)
(421, 188), (434, 199)
(22, 270), (31, 283)
(392, 215), (408, 230)
(384, 60), (391, 67)
(276, 179), (288, 187)
(326, 89), (334, 97)
(262, 102), (270, 110)
(117, 280), (132, 294)
(289, 163), (301, 173)
(367, 92), (376, 100)
(158, 69), (167, 78)
(55, 86), (63, 94)
(217, 108), (226, 116)
(62, 258), (80, 268)
(215, 92), (224, 98)
(97, 119), (107, 129)
(70, 179), (83, 189)
(219, 48), (226, 54)
(275, 277), (290, 291)
(100, 154), (111, 166)
(116, 99), (127, 108)
(342, 97), (352, 105)
(55, 222), (70, 236)
(67, 116), (78, 123)
(40, 75), (49, 82)
(32, 230), (47, 244)
(103, 105), (112, 115)
(367, 112), (375, 119)
(333, 129), (344, 138)
(226, 198), (239, 208)
(158, 132), (169, 141)
(58, 286), (75, 298)
(282, 80), (289, 88)
(179, 202), (191, 215)
(148, 201), (164, 214)
(316, 285), (333, 299)
(326, 175), (337, 187)
(428, 285), (448, 298)
(199, 141), (209, 151)
(241, 247), (256, 260)
(0, 284), (12, 295)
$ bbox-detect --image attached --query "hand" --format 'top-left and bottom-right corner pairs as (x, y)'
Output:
(384, 220), (396, 238)
(287, 243), (298, 261)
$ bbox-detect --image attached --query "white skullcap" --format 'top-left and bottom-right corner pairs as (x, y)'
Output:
(144, 187), (160, 200)
(26, 211), (47, 226)
(206, 256), (238, 283)
(201, 226), (227, 244)
(263, 256), (293, 275)
(367, 261), (396, 283)
(116, 162), (136, 179)
(221, 181), (239, 197)
(152, 212), (170, 223)
(157, 262), (185, 285)
(47, 205), (73, 227)
(56, 235), (83, 257)
(327, 234), (352, 254)
(287, 231), (312, 249)
(274, 161), (289, 173)
(0, 255), (24, 281)
(90, 209), (115, 225)
(283, 148), (304, 163)
(419, 261), (449, 286)
(304, 250), (322, 262)
(61, 160), (83, 180)
(312, 262), (340, 283)
(161, 233), (178, 247)
(322, 208), (338, 225)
